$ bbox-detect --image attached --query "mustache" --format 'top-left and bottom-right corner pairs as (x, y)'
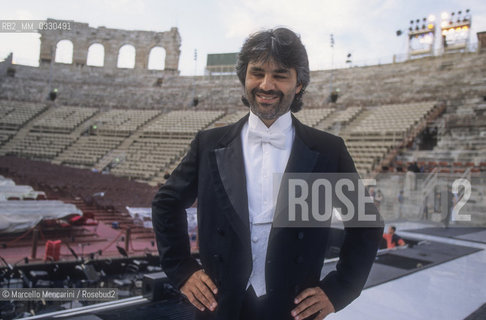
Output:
(251, 88), (283, 98)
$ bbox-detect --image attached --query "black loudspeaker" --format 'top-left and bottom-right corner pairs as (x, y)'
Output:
(142, 271), (173, 301)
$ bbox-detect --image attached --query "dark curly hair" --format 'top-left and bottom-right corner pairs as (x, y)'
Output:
(236, 27), (310, 112)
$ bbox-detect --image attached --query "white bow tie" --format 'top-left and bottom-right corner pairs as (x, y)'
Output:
(248, 129), (286, 149)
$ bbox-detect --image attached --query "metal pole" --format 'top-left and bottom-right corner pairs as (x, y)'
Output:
(329, 34), (335, 96)
(48, 44), (54, 95)
(192, 49), (197, 109)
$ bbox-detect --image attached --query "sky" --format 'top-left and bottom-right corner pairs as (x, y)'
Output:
(0, 0), (485, 75)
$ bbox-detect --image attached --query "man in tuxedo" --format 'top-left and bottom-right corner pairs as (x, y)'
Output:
(152, 27), (383, 320)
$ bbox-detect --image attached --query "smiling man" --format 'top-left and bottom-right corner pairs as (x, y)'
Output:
(152, 27), (383, 320)
(244, 59), (301, 126)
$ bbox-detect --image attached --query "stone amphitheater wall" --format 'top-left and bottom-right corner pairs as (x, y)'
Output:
(1, 34), (485, 111)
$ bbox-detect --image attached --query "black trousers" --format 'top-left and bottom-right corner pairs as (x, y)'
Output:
(239, 286), (268, 320)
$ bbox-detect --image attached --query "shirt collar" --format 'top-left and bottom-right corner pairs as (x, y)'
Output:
(248, 110), (293, 134)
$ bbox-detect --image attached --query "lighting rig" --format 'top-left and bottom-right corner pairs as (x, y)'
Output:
(397, 9), (472, 59)
(407, 15), (436, 58)
(440, 9), (472, 52)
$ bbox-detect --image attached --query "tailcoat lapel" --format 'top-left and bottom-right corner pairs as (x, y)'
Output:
(211, 114), (250, 245)
(285, 115), (320, 174)
(268, 116), (320, 243)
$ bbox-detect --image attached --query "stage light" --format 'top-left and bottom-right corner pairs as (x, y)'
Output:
(462, 26), (468, 31)
(416, 19), (420, 24)
(441, 21), (448, 28)
(428, 24), (434, 30)
(441, 12), (448, 20)
(442, 30), (448, 36)
(410, 20), (414, 24)
(428, 15), (436, 22)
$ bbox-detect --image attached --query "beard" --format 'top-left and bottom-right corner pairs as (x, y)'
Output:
(246, 88), (295, 122)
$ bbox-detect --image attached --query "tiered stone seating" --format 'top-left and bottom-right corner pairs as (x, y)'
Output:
(434, 100), (486, 153)
(314, 106), (360, 132)
(111, 110), (224, 181)
(331, 106), (362, 124)
(1, 132), (76, 160)
(0, 101), (47, 130)
(293, 108), (334, 127)
(395, 100), (486, 173)
(32, 106), (98, 133)
(142, 110), (225, 138)
(110, 138), (191, 180)
(344, 102), (436, 175)
(437, 127), (486, 151)
(93, 109), (161, 137)
(55, 136), (125, 168)
(349, 102), (434, 135)
(206, 110), (248, 129)
(0, 130), (14, 146)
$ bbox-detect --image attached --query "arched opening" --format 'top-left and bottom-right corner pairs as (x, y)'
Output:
(87, 43), (104, 67)
(148, 46), (166, 70)
(55, 39), (73, 64)
(117, 44), (136, 69)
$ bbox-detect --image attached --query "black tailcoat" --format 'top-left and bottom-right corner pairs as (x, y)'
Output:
(152, 114), (383, 319)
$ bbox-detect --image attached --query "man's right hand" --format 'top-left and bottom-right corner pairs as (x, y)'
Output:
(180, 269), (218, 312)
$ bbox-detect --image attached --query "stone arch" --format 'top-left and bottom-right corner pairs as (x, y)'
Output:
(87, 43), (105, 67)
(148, 46), (166, 70)
(55, 39), (73, 64)
(117, 44), (136, 69)
(38, 19), (181, 73)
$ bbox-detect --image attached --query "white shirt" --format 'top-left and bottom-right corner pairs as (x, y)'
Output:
(241, 110), (295, 297)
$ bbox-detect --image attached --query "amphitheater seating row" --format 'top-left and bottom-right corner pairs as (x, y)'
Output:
(0, 102), (47, 130)
(142, 110), (225, 138)
(110, 138), (192, 180)
(349, 102), (435, 135)
(294, 108), (334, 127)
(342, 102), (437, 175)
(55, 136), (125, 168)
(0, 101), (443, 181)
(0, 132), (75, 160)
(92, 109), (161, 136)
(206, 110), (249, 129)
(332, 106), (363, 124)
(316, 106), (363, 131)
(110, 111), (226, 180)
(32, 106), (98, 133)
(0, 130), (14, 146)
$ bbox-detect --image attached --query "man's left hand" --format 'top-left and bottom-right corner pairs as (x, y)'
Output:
(291, 287), (335, 320)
